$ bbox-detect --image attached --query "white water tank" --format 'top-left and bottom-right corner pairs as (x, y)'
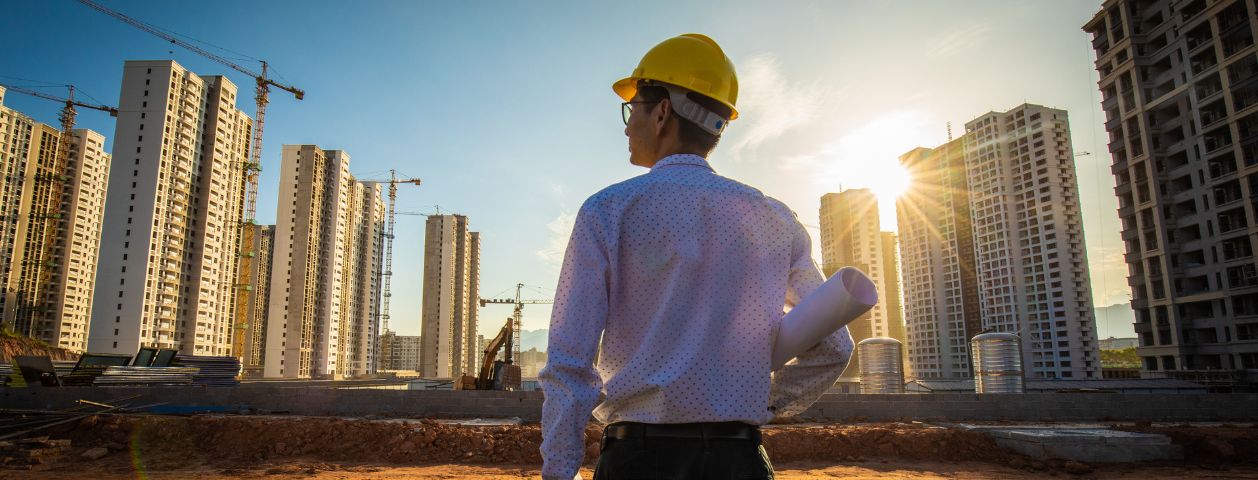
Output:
(970, 332), (1024, 393)
(857, 337), (904, 394)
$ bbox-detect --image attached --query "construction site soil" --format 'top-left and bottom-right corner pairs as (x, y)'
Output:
(1, 415), (1255, 479)
(0, 335), (79, 363)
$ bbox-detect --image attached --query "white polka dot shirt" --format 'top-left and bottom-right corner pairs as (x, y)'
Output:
(539, 154), (854, 479)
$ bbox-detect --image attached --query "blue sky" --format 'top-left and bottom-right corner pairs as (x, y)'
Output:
(2, 1), (1132, 339)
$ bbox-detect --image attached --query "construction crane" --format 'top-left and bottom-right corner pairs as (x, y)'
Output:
(76, 0), (304, 225)
(479, 283), (554, 361)
(75, 0), (305, 357)
(357, 171), (422, 341)
(0, 84), (116, 337)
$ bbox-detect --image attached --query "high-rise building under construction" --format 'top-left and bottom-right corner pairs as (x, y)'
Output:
(1086, 0), (1258, 377)
(420, 215), (480, 379)
(0, 86), (111, 352)
(240, 224), (274, 377)
(263, 145), (385, 379)
(899, 104), (1101, 379)
(818, 189), (905, 377)
(88, 60), (252, 357)
(898, 138), (983, 379)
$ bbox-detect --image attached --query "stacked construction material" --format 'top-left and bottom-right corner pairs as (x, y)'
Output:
(59, 364), (109, 386)
(92, 366), (198, 386)
(172, 355), (241, 386)
(52, 360), (76, 379)
(58, 354), (132, 386)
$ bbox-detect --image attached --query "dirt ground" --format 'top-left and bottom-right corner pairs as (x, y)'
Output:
(11, 461), (1258, 479)
(1, 415), (1255, 479)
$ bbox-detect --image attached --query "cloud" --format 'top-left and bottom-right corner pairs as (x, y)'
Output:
(724, 54), (836, 161)
(536, 212), (576, 267)
(925, 24), (992, 59)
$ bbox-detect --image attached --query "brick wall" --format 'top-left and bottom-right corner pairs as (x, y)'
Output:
(4, 387), (1256, 422)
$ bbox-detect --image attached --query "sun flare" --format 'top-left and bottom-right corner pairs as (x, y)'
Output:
(822, 111), (936, 227)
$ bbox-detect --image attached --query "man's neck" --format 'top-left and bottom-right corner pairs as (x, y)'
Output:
(641, 148), (706, 168)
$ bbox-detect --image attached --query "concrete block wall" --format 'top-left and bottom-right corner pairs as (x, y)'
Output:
(4, 387), (1257, 422)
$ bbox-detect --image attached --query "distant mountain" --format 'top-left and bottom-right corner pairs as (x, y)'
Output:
(1094, 303), (1137, 339)
(520, 329), (548, 353)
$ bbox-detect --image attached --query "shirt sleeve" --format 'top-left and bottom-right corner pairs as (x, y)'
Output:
(767, 211), (855, 417)
(539, 201), (610, 480)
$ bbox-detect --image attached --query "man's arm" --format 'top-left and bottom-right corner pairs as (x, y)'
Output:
(539, 202), (610, 480)
(768, 213), (855, 417)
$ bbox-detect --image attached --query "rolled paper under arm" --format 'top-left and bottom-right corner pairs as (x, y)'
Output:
(772, 267), (879, 371)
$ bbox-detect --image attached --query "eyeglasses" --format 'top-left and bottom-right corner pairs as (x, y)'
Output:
(622, 100), (661, 125)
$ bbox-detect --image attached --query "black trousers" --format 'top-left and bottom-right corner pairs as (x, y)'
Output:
(592, 422), (774, 480)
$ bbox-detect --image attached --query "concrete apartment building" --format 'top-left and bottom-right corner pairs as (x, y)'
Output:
(1086, 0), (1258, 377)
(420, 215), (480, 379)
(880, 231), (907, 364)
(88, 60), (251, 357)
(379, 332), (422, 371)
(964, 105), (1101, 379)
(818, 189), (905, 377)
(900, 105), (1102, 380)
(0, 87), (111, 352)
(898, 139), (983, 379)
(240, 224), (274, 377)
(518, 347), (548, 378)
(341, 181), (386, 375)
(264, 145), (384, 379)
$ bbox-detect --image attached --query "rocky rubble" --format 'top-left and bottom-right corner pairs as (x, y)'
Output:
(0, 436), (72, 470)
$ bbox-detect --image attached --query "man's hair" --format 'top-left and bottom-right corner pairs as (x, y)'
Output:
(636, 84), (733, 156)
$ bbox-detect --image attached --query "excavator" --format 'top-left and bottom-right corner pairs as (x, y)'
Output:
(456, 318), (522, 391)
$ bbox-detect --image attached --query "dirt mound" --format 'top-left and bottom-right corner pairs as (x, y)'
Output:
(61, 415), (602, 468)
(763, 423), (1017, 464)
(34, 415), (1025, 471)
(1117, 424), (1258, 464)
(0, 335), (79, 364)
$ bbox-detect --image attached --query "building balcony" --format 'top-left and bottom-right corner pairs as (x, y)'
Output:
(1186, 33), (1214, 53)
(1121, 91), (1138, 112)
(1093, 34), (1111, 54)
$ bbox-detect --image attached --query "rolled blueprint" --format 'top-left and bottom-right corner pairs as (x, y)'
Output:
(772, 267), (878, 370)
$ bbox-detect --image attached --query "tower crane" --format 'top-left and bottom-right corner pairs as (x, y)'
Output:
(479, 283), (554, 361)
(75, 0), (305, 357)
(356, 171), (422, 353)
(0, 84), (116, 336)
(76, 0), (304, 225)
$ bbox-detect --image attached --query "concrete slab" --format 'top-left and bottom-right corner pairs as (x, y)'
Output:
(981, 428), (1182, 462)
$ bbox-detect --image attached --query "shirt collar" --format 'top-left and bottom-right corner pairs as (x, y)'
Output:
(649, 154), (714, 173)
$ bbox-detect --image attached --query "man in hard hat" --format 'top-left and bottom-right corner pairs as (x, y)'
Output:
(539, 34), (853, 480)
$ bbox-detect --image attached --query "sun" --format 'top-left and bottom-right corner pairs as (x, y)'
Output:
(818, 111), (937, 229)
(869, 162), (912, 205)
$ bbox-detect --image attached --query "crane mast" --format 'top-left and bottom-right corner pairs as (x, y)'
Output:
(384, 171), (398, 334)
(357, 171), (420, 371)
(365, 170), (422, 335)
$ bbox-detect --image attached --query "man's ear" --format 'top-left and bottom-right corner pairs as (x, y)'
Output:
(653, 98), (672, 137)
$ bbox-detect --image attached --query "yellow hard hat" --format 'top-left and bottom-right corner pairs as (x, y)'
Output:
(614, 33), (739, 121)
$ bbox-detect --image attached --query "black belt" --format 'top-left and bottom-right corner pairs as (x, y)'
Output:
(604, 421), (761, 442)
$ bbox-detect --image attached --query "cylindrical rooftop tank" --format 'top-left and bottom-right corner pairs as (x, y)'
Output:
(970, 332), (1024, 393)
(858, 337), (904, 394)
